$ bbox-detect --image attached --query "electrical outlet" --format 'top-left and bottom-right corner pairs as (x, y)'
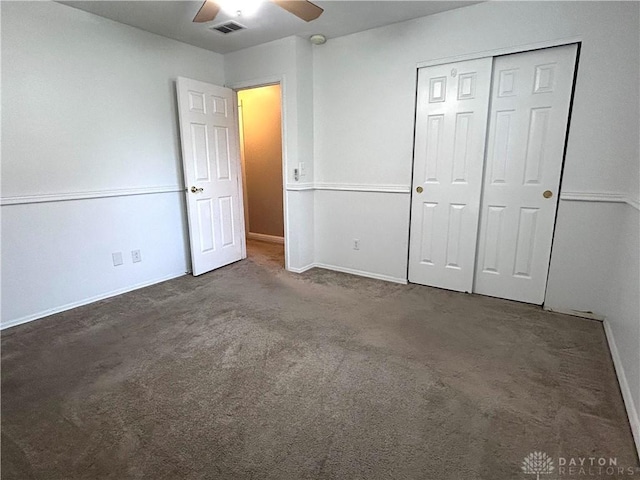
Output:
(132, 250), (142, 263)
(353, 239), (360, 251)
(112, 252), (123, 266)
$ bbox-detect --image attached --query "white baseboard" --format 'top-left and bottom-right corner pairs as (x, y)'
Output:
(287, 261), (408, 284)
(247, 232), (285, 244)
(543, 306), (605, 321)
(1, 271), (188, 330)
(313, 262), (408, 284)
(287, 264), (316, 274)
(603, 319), (640, 458)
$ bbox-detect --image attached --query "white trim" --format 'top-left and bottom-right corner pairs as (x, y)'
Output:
(4, 186), (635, 207)
(286, 183), (315, 191)
(287, 264), (315, 274)
(417, 36), (582, 68)
(286, 183), (411, 193)
(0, 185), (184, 206)
(236, 92), (250, 260)
(247, 232), (284, 244)
(560, 191), (626, 203)
(560, 191), (640, 211)
(1, 271), (188, 330)
(288, 261), (409, 284)
(227, 75), (283, 91)
(314, 183), (411, 194)
(543, 306), (605, 321)
(625, 196), (640, 211)
(313, 262), (408, 284)
(603, 319), (640, 458)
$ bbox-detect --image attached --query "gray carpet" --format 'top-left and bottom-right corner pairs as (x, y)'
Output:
(2, 240), (638, 479)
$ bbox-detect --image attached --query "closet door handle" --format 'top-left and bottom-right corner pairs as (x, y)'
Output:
(416, 186), (424, 193)
(191, 186), (204, 193)
(543, 190), (553, 199)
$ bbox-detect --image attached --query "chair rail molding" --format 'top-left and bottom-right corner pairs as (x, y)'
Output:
(0, 185), (185, 206)
(286, 182), (411, 193)
(6, 187), (637, 210)
(314, 183), (411, 193)
(560, 191), (640, 211)
(285, 183), (315, 191)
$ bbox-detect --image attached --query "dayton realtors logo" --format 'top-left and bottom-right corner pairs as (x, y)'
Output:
(522, 451), (555, 479)
(522, 451), (640, 478)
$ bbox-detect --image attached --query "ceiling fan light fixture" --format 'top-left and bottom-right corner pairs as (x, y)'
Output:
(217, 0), (264, 17)
(309, 34), (326, 45)
(193, 0), (323, 24)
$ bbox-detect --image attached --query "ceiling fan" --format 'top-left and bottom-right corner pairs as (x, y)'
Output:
(193, 0), (324, 23)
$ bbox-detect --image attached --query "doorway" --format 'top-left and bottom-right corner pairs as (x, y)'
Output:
(237, 84), (285, 269)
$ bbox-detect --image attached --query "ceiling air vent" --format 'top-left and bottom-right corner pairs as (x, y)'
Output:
(210, 21), (246, 34)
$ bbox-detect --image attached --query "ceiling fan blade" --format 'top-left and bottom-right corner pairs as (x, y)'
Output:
(193, 0), (221, 23)
(271, 0), (323, 22)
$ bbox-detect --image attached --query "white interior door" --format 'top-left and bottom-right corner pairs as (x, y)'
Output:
(408, 58), (493, 292)
(474, 44), (577, 304)
(176, 77), (245, 276)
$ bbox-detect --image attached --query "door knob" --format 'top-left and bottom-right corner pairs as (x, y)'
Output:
(416, 186), (424, 193)
(191, 186), (203, 193)
(543, 190), (553, 199)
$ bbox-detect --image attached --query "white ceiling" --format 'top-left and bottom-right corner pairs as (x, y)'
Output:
(60, 1), (481, 54)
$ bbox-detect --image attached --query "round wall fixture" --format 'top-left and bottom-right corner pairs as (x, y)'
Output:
(309, 34), (327, 45)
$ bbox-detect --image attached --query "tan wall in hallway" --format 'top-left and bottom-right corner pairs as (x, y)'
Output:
(238, 85), (284, 238)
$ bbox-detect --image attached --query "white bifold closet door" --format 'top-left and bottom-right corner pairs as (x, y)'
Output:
(409, 44), (577, 304)
(474, 45), (577, 304)
(408, 58), (493, 293)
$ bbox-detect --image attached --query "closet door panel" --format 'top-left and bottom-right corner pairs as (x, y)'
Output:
(408, 58), (492, 292)
(474, 44), (578, 304)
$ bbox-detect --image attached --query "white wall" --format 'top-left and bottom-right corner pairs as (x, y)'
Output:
(545, 202), (622, 317)
(225, 36), (315, 271)
(314, 191), (409, 282)
(1, 194), (190, 324)
(1, 1), (225, 327)
(605, 206), (640, 452)
(312, 0), (639, 450)
(313, 1), (639, 276)
(2, 0), (638, 454)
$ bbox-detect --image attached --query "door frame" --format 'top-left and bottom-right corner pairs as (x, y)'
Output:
(416, 36), (582, 69)
(408, 36), (582, 305)
(228, 76), (289, 270)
